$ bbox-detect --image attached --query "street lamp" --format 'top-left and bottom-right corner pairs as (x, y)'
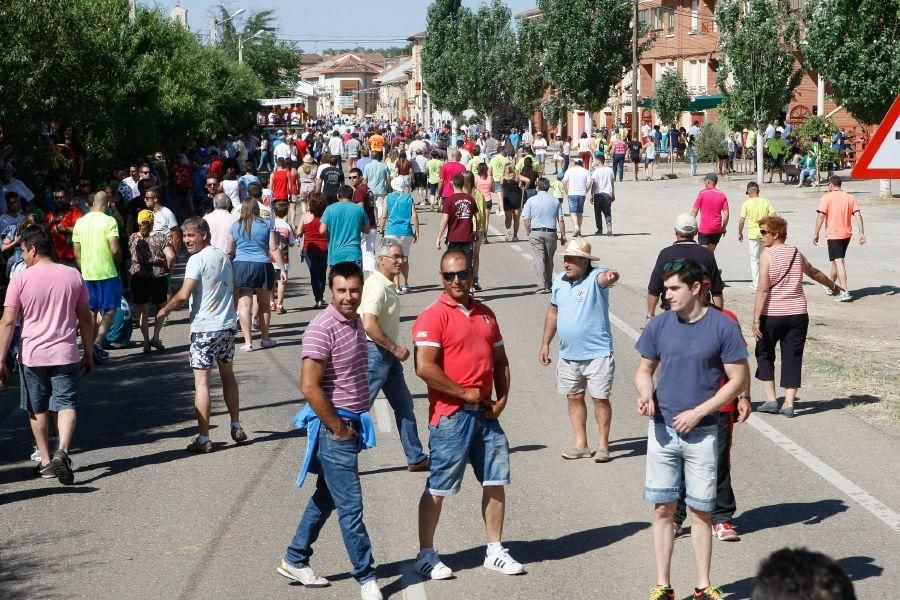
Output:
(209, 8), (246, 46)
(239, 29), (265, 64)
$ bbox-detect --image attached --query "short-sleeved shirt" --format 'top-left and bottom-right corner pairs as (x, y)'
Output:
(204, 209), (238, 252)
(817, 190), (859, 240)
(590, 167), (614, 196)
(489, 154), (510, 182)
(271, 169), (289, 200)
(229, 218), (272, 263)
(368, 134), (385, 154)
(426, 158), (444, 185)
(563, 166), (591, 196)
(184, 245), (236, 334)
(384, 192), (415, 237)
(551, 267), (612, 360)
(151, 206), (178, 236)
(360, 270), (400, 343)
(321, 201), (368, 265)
(319, 167), (344, 199)
(46, 208), (83, 261)
(71, 211), (119, 281)
(363, 160), (391, 197)
(353, 183), (377, 226)
(128, 231), (172, 278)
(635, 308), (748, 428)
(4, 263), (88, 367)
(739, 196), (775, 239)
(693, 188), (729, 234)
(438, 162), (467, 198)
(441, 193), (475, 244)
(301, 304), (370, 413)
(522, 191), (562, 230)
(412, 293), (503, 425)
(648, 241), (725, 300)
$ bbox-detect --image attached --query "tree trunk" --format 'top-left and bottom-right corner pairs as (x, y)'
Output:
(584, 111), (592, 136)
(528, 118), (533, 135)
(756, 128), (765, 186)
(451, 118), (458, 141)
(880, 179), (892, 199)
(485, 114), (493, 134)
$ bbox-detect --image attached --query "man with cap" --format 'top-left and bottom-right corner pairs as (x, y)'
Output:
(691, 174), (729, 252)
(540, 239), (620, 462)
(646, 213), (724, 324)
(736, 182), (775, 289)
(562, 156), (591, 237)
(522, 177), (566, 293)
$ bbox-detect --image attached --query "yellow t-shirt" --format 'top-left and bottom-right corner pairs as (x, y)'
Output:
(467, 156), (487, 174)
(489, 154), (509, 182)
(740, 196), (775, 239)
(426, 158), (443, 185)
(359, 270), (400, 342)
(71, 211), (119, 281)
(472, 189), (487, 233)
(550, 180), (565, 200)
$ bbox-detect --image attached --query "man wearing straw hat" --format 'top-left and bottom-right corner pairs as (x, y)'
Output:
(539, 239), (620, 462)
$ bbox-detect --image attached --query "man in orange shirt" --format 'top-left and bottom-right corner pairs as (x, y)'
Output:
(367, 130), (385, 156)
(813, 176), (866, 302)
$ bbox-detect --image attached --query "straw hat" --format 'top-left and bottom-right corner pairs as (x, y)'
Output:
(557, 238), (599, 261)
(302, 154), (315, 164)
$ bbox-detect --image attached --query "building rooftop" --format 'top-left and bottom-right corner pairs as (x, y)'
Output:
(300, 52), (385, 78)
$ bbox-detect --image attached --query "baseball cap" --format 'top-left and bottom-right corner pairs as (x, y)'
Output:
(674, 212), (698, 235)
(137, 209), (154, 225)
(704, 173), (718, 183)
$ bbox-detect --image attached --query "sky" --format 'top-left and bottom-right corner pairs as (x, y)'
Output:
(157, 0), (538, 52)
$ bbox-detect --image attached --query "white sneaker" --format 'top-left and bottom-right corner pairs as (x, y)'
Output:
(360, 579), (383, 600)
(276, 560), (330, 587)
(483, 547), (525, 575)
(30, 447), (41, 462)
(505, 229), (512, 242)
(822, 284), (833, 295)
(415, 552), (453, 580)
(836, 291), (852, 302)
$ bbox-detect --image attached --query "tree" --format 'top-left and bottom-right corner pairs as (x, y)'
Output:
(538, 0), (643, 132)
(508, 16), (547, 131)
(716, 0), (802, 184)
(653, 70), (691, 172)
(803, 0), (900, 196)
(422, 0), (474, 124)
(468, 0), (518, 132)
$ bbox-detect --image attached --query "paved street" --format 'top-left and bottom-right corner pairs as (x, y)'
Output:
(1, 171), (899, 600)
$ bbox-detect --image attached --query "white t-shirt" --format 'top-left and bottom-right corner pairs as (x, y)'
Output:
(413, 155), (428, 174)
(578, 138), (591, 152)
(185, 245), (236, 334)
(563, 166), (591, 196)
(273, 142), (291, 161)
(532, 138), (548, 155)
(152, 206), (178, 235)
(204, 209), (238, 252)
(590, 167), (614, 196)
(221, 180), (241, 208)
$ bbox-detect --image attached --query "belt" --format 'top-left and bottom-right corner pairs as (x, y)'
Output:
(532, 227), (557, 232)
(460, 403), (486, 412)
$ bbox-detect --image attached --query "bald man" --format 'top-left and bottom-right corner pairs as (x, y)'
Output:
(72, 190), (123, 362)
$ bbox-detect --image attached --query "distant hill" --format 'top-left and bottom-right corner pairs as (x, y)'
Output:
(321, 45), (411, 59)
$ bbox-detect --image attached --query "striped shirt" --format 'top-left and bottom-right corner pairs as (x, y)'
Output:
(762, 244), (807, 316)
(301, 304), (370, 413)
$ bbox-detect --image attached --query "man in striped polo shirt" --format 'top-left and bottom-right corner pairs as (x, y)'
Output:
(278, 261), (383, 600)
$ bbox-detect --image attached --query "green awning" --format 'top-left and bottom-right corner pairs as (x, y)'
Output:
(634, 93), (724, 111)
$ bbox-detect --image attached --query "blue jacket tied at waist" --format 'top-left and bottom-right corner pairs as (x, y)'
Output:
(291, 403), (376, 487)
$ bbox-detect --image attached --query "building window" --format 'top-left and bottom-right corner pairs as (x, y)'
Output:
(685, 59), (708, 95)
(651, 8), (663, 30)
(656, 61), (676, 81)
(639, 8), (648, 24)
(690, 0), (699, 32)
(666, 8), (675, 35)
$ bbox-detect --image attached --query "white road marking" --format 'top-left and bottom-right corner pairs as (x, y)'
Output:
(501, 237), (900, 534)
(373, 397), (393, 434)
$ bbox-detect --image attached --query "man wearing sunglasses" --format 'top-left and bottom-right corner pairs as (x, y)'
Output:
(635, 259), (749, 600)
(411, 250), (523, 581)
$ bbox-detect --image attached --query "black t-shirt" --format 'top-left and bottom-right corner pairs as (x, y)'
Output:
(647, 240), (725, 306)
(629, 140), (642, 161)
(319, 167), (343, 198)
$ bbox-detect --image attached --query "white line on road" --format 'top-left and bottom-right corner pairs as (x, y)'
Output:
(494, 229), (900, 534)
(373, 397), (393, 434)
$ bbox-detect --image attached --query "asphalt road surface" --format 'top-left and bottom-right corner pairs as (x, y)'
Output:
(2, 174), (898, 600)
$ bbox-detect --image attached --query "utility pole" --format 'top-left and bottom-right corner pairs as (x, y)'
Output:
(632, 0), (639, 141)
(129, 0), (136, 24)
(209, 16), (217, 46)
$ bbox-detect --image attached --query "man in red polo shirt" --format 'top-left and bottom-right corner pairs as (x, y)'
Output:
(410, 249), (523, 582)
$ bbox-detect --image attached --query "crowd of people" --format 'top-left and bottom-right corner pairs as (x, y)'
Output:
(0, 112), (867, 600)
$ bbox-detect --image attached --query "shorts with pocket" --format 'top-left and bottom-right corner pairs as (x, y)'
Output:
(189, 329), (236, 370)
(426, 409), (511, 496)
(698, 232), (723, 246)
(556, 356), (615, 399)
(827, 237), (851, 261)
(644, 421), (717, 512)
(19, 362), (80, 414)
(86, 276), (123, 312)
(233, 261), (276, 290)
(567, 195), (586, 214)
(131, 275), (168, 305)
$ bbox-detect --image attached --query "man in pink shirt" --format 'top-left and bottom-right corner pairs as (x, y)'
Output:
(0, 225), (94, 485)
(691, 173), (730, 252)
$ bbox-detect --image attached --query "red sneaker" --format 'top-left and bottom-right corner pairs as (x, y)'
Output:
(712, 522), (740, 541)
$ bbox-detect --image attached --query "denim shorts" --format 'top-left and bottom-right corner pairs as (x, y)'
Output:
(20, 362), (80, 414)
(427, 409), (510, 496)
(86, 276), (123, 312)
(189, 329), (236, 369)
(567, 194), (586, 214)
(644, 421), (717, 512)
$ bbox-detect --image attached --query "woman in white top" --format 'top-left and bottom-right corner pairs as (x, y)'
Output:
(532, 133), (548, 174)
(221, 167), (242, 209)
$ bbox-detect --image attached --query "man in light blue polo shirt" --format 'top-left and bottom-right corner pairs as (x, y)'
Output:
(363, 151), (392, 226)
(522, 177), (566, 293)
(539, 239), (620, 463)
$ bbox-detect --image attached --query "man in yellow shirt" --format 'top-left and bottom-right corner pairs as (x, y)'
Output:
(736, 181), (775, 289)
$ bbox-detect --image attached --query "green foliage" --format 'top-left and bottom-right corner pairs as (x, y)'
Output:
(793, 115), (837, 145)
(469, 0), (517, 119)
(716, 0), (802, 129)
(215, 6), (303, 97)
(0, 0), (263, 179)
(423, 0), (472, 116)
(653, 70), (691, 127)
(537, 0), (644, 112)
(541, 91), (571, 127)
(509, 17), (547, 118)
(696, 121), (729, 163)
(803, 0), (900, 125)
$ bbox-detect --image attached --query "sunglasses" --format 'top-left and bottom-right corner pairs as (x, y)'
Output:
(441, 270), (469, 282)
(663, 261), (686, 272)
(759, 229), (770, 235)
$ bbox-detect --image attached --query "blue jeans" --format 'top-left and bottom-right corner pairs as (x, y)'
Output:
(257, 150), (271, 172)
(612, 153), (625, 181)
(799, 168), (815, 183)
(366, 342), (427, 465)
(284, 426), (376, 583)
(303, 247), (328, 303)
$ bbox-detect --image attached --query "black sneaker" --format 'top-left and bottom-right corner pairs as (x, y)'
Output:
(36, 462), (56, 479)
(231, 427), (248, 443)
(50, 449), (74, 485)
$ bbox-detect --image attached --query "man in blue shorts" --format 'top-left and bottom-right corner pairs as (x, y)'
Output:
(634, 258), (749, 600)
